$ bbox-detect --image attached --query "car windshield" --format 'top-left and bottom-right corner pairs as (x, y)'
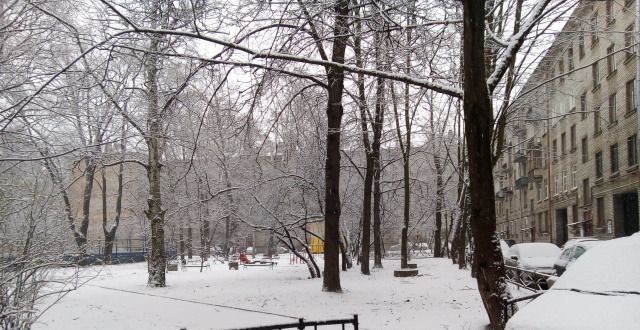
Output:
(552, 234), (640, 293)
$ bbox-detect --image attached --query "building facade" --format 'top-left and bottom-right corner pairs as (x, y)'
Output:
(495, 0), (640, 245)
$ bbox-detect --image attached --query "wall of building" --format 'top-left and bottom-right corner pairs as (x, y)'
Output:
(495, 0), (640, 246)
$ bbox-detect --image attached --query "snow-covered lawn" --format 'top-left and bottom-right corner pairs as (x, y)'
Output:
(35, 257), (491, 329)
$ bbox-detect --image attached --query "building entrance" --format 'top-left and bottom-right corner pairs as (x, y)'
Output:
(613, 192), (639, 237)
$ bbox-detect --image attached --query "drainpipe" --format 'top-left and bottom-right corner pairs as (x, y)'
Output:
(546, 79), (554, 244)
(636, 0), (640, 215)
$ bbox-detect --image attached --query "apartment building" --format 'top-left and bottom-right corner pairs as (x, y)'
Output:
(495, 0), (640, 246)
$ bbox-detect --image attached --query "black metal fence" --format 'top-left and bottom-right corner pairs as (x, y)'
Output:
(505, 265), (553, 292)
(503, 265), (554, 316)
(62, 239), (178, 265)
(231, 315), (359, 330)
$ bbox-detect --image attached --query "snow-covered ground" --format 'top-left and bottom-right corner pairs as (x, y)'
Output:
(35, 257), (493, 329)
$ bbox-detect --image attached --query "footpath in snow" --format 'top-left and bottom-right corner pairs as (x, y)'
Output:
(36, 257), (491, 329)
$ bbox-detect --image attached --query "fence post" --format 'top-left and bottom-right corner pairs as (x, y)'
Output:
(353, 314), (359, 330)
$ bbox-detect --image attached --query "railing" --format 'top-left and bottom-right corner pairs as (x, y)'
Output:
(232, 315), (359, 330)
(505, 265), (553, 292)
(503, 266), (553, 316)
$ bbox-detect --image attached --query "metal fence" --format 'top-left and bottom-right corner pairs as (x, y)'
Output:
(505, 265), (554, 292)
(231, 315), (359, 330)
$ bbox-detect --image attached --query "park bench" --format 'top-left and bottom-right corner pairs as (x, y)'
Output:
(181, 259), (211, 271)
(242, 260), (277, 270)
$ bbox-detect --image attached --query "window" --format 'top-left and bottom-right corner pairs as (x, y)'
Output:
(610, 143), (619, 174)
(537, 183), (541, 201)
(626, 79), (636, 114)
(628, 134), (638, 166)
(561, 133), (566, 155)
(596, 151), (603, 178)
(606, 0), (614, 24)
(583, 178), (590, 205)
(573, 246), (587, 259)
(554, 175), (559, 195)
(596, 197), (605, 227)
(568, 47), (574, 70)
(591, 12), (599, 45)
(562, 170), (567, 192)
(559, 58), (565, 83)
(572, 165), (577, 188)
(543, 179), (548, 198)
(609, 93), (617, 124)
(592, 61), (600, 88)
(580, 92), (588, 120)
(579, 33), (585, 58)
(553, 139), (558, 160)
(594, 106), (601, 134)
(570, 125), (576, 151)
(582, 137), (589, 163)
(607, 44), (616, 75)
(625, 24), (634, 61)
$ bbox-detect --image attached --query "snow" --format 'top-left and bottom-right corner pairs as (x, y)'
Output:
(553, 233), (640, 293)
(34, 257), (490, 329)
(506, 233), (640, 330)
(508, 243), (560, 272)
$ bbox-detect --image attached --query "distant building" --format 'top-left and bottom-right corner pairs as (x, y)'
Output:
(495, 0), (640, 245)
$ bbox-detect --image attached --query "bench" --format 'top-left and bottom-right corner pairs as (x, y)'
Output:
(181, 259), (211, 271)
(242, 261), (277, 270)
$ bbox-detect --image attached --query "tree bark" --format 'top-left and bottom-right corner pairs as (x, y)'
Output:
(354, 6), (372, 275)
(372, 28), (385, 269)
(322, 0), (350, 292)
(145, 36), (167, 287)
(463, 1), (513, 327)
(103, 130), (125, 265)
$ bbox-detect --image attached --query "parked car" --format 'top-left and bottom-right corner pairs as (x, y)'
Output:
(507, 233), (640, 330)
(553, 240), (601, 276)
(503, 239), (516, 247)
(505, 243), (561, 274)
(560, 236), (599, 249)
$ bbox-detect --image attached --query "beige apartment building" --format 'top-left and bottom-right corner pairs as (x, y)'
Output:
(495, 0), (640, 246)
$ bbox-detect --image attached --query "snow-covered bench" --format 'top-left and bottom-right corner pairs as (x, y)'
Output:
(181, 259), (211, 271)
(242, 261), (277, 270)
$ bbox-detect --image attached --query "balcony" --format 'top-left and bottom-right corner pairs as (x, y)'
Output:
(513, 125), (527, 138)
(502, 186), (513, 195)
(515, 176), (529, 189)
(495, 190), (505, 199)
(514, 150), (527, 163)
(528, 168), (545, 182)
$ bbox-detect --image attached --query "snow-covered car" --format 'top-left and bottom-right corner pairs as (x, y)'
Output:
(505, 243), (560, 274)
(553, 239), (601, 276)
(507, 233), (640, 330)
(560, 236), (598, 249)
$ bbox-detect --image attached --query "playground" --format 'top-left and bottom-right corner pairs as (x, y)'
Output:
(35, 256), (490, 329)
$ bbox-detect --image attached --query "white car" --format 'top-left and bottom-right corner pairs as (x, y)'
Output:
(507, 233), (640, 330)
(505, 243), (561, 274)
(553, 240), (601, 276)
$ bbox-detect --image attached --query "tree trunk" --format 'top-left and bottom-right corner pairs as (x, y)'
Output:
(145, 36), (166, 287)
(372, 29), (385, 269)
(434, 150), (443, 258)
(103, 131), (125, 265)
(463, 1), (514, 327)
(187, 227), (193, 259)
(322, 0), (349, 293)
(179, 227), (185, 263)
